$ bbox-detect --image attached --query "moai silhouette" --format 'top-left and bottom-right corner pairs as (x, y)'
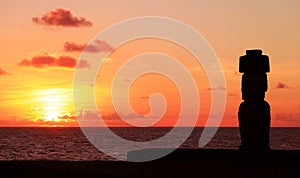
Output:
(238, 49), (271, 150)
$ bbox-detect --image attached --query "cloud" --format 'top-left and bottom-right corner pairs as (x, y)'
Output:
(19, 54), (75, 68)
(100, 112), (145, 120)
(56, 56), (77, 68)
(205, 86), (226, 91)
(18, 53), (89, 69)
(58, 115), (77, 120)
(0, 68), (8, 76)
(77, 60), (90, 68)
(0, 116), (78, 127)
(141, 96), (150, 100)
(85, 40), (113, 53)
(274, 113), (300, 123)
(123, 78), (131, 82)
(228, 93), (237, 96)
(64, 40), (113, 53)
(77, 110), (146, 127)
(32, 8), (92, 27)
(63, 42), (85, 52)
(275, 82), (289, 89)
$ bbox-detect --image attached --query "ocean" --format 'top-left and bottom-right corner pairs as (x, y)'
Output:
(0, 127), (299, 161)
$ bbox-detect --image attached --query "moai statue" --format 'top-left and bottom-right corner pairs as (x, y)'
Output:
(238, 49), (271, 150)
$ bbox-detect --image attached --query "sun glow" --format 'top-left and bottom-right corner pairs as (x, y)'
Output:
(44, 111), (60, 122)
(33, 88), (73, 125)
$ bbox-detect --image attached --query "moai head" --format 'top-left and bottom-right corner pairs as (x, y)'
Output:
(239, 50), (270, 101)
(239, 49), (270, 74)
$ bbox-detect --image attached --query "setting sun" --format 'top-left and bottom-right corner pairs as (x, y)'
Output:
(44, 111), (60, 122)
(30, 88), (75, 126)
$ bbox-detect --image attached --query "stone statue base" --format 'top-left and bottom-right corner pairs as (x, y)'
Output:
(238, 100), (271, 150)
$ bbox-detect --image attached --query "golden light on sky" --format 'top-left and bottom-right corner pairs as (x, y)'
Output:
(34, 89), (70, 121)
(0, 0), (299, 127)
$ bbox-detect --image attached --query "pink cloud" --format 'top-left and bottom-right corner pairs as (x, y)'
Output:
(56, 56), (77, 68)
(18, 53), (89, 69)
(77, 60), (90, 68)
(85, 40), (113, 53)
(275, 82), (289, 89)
(63, 42), (85, 52)
(64, 40), (113, 53)
(32, 8), (92, 27)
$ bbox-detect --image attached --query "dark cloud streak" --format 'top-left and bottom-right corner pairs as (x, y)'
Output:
(205, 86), (226, 91)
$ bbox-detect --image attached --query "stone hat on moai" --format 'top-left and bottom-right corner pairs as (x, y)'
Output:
(239, 49), (270, 101)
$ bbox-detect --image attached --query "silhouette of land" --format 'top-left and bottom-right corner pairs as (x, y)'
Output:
(1, 149), (299, 177)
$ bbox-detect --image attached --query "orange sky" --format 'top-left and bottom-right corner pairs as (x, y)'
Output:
(0, 0), (299, 127)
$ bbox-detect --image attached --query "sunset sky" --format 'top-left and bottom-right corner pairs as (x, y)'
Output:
(0, 0), (299, 127)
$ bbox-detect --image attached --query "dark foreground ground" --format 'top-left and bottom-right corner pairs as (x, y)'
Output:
(1, 149), (299, 178)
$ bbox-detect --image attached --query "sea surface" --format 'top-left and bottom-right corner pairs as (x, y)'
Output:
(0, 127), (299, 161)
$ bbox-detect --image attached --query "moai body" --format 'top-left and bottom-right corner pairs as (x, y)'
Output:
(238, 49), (271, 150)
